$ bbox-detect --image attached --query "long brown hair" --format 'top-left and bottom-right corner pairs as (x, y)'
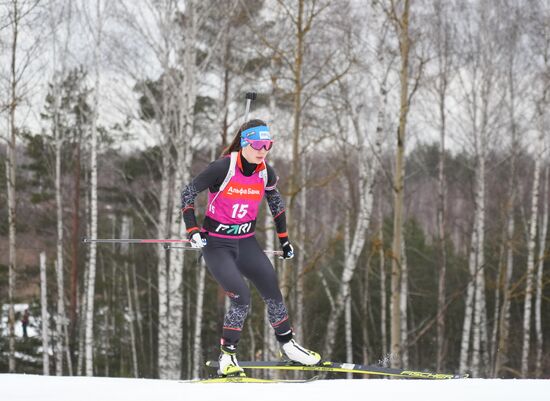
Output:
(221, 119), (267, 157)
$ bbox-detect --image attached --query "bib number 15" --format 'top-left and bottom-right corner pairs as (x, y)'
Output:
(231, 203), (248, 219)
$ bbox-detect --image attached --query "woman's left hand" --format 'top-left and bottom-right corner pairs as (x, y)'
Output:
(279, 237), (294, 259)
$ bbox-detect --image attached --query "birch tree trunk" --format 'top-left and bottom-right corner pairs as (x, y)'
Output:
(399, 232), (408, 367)
(378, 201), (387, 358)
(191, 261), (206, 379)
(121, 216), (138, 378)
(520, 128), (544, 377)
(263, 206), (279, 378)
(78, 197), (91, 376)
(389, 0), (411, 368)
(344, 205), (352, 374)
(345, 297), (353, 380)
(54, 107), (66, 376)
(84, 0), (105, 376)
(493, 44), (520, 377)
(459, 199), (478, 374)
(40, 252), (50, 375)
(534, 167), (548, 377)
(53, 258), (64, 375)
(494, 190), (515, 376)
(295, 171), (308, 342)
(282, 0), (306, 301)
(471, 143), (486, 378)
(264, 70), (280, 376)
(48, 0), (74, 364)
(156, 149), (171, 378)
(432, 1), (452, 371)
(163, 1), (199, 379)
(361, 242), (371, 367)
(5, 0), (21, 374)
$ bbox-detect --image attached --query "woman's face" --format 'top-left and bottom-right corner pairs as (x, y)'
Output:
(241, 142), (270, 164)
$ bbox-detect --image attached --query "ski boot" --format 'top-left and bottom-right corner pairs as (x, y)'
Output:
(280, 339), (321, 366)
(218, 345), (245, 377)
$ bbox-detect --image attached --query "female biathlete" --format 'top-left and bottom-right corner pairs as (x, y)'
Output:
(180, 119), (321, 376)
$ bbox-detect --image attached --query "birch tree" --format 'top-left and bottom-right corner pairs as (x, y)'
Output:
(492, 3), (526, 377)
(81, 0), (110, 376)
(383, 0), (412, 368)
(520, 69), (549, 375)
(1, 0), (42, 373)
(45, 0), (74, 374)
(3, 0), (21, 374)
(40, 251), (50, 375)
(457, 2), (505, 376)
(534, 167), (548, 377)
(530, 0), (550, 377)
(426, 0), (456, 371)
(520, 121), (545, 378)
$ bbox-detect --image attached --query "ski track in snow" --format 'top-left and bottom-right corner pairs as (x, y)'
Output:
(1, 374), (549, 401)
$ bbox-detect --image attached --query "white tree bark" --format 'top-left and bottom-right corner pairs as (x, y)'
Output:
(534, 167), (548, 377)
(48, 0), (71, 376)
(459, 179), (480, 375)
(156, 154), (171, 377)
(345, 297), (353, 380)
(521, 128), (544, 377)
(163, 1), (198, 376)
(399, 232), (408, 367)
(262, 205), (279, 379)
(471, 144), (486, 378)
(40, 252), (50, 376)
(264, 70), (280, 378)
(78, 206), (91, 375)
(54, 118), (66, 376)
(343, 203), (352, 372)
(84, 0), (106, 376)
(52, 258), (65, 375)
(295, 170), (308, 342)
(493, 42), (521, 376)
(5, 0), (23, 374)
(121, 216), (139, 378)
(191, 261), (206, 379)
(377, 200), (387, 358)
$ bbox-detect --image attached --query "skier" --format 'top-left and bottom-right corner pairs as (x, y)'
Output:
(21, 309), (30, 338)
(181, 119), (321, 376)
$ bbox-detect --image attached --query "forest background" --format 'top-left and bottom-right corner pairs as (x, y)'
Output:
(1, 0), (549, 381)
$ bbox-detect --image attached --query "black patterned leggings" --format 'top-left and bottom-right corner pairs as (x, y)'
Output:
(202, 235), (291, 347)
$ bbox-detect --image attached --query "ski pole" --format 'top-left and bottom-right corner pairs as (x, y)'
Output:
(82, 238), (191, 245)
(243, 91), (257, 123)
(163, 245), (283, 256)
(83, 238), (283, 255)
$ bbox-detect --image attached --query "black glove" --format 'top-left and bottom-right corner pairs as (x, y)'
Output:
(279, 237), (294, 259)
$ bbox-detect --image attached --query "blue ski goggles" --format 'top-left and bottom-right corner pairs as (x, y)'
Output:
(240, 126), (272, 148)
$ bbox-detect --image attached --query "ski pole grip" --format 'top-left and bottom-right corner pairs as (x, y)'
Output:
(245, 92), (257, 100)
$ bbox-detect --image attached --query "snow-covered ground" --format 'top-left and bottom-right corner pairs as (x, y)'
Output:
(1, 374), (549, 401)
(1, 303), (39, 338)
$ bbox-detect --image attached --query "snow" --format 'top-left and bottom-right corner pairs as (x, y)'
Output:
(2, 374), (549, 401)
(0, 304), (38, 338)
